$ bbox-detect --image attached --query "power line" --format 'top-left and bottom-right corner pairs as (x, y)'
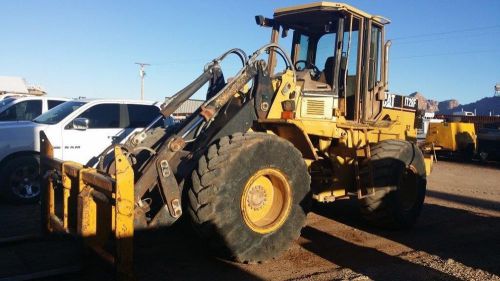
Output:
(391, 24), (500, 41)
(392, 49), (500, 60)
(392, 30), (500, 45)
(150, 58), (208, 66)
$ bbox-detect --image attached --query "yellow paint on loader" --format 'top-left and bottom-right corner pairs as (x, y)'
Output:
(38, 2), (434, 279)
(40, 132), (135, 281)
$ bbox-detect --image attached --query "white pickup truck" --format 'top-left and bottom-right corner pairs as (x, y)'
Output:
(0, 99), (162, 203)
(0, 95), (69, 122)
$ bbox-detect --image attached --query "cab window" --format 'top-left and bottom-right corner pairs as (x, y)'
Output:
(315, 33), (336, 71)
(315, 33), (337, 86)
(292, 29), (338, 87)
(368, 25), (382, 90)
(340, 17), (361, 120)
(0, 100), (42, 121)
(75, 104), (120, 129)
(297, 34), (309, 62)
(68, 103), (160, 129)
(126, 104), (160, 128)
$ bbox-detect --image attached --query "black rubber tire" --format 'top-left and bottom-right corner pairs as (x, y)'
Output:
(188, 132), (311, 263)
(0, 154), (41, 204)
(462, 143), (475, 162)
(359, 140), (426, 229)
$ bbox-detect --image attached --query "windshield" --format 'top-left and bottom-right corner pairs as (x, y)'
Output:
(33, 101), (86, 124)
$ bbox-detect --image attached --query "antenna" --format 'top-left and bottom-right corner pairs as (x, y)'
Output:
(135, 62), (151, 100)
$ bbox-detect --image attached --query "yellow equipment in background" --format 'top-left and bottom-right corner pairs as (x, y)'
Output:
(424, 122), (477, 159)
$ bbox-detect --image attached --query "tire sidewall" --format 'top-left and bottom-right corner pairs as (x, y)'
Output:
(389, 143), (426, 228)
(361, 141), (427, 229)
(191, 133), (311, 262)
(0, 154), (40, 204)
(221, 137), (308, 257)
(392, 146), (426, 227)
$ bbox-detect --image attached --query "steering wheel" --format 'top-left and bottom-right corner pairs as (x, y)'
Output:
(294, 60), (321, 80)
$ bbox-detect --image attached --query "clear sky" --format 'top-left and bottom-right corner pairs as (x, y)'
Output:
(2, 0), (499, 104)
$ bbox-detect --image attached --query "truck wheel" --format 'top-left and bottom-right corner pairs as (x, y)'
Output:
(188, 132), (311, 263)
(359, 140), (426, 229)
(0, 155), (41, 204)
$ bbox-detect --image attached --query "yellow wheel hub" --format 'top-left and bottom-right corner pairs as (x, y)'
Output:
(241, 168), (292, 234)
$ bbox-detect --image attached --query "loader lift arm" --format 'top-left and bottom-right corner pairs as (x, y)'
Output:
(41, 44), (295, 278)
(104, 43), (295, 228)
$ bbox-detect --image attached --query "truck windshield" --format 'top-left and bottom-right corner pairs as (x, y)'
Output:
(33, 101), (86, 124)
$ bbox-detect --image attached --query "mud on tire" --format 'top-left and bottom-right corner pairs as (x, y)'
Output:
(188, 132), (311, 263)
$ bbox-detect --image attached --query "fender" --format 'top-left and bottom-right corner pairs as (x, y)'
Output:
(258, 120), (318, 160)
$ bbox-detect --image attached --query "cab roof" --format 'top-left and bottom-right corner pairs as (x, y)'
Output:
(274, 2), (390, 25)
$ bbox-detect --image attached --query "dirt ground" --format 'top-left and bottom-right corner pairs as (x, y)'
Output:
(0, 160), (499, 281)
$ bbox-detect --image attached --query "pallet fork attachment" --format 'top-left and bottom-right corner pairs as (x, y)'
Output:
(40, 131), (135, 281)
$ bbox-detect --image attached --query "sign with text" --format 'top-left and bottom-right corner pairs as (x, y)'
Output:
(383, 94), (418, 111)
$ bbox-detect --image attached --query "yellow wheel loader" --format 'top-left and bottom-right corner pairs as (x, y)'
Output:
(40, 2), (432, 277)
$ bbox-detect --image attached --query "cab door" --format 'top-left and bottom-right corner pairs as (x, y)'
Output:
(61, 103), (132, 165)
(362, 22), (384, 121)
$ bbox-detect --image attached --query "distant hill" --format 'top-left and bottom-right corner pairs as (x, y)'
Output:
(408, 92), (500, 116)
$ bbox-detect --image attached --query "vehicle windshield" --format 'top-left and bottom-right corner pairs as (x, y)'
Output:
(33, 101), (86, 124)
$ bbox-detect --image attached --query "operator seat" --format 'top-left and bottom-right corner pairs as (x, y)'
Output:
(318, 56), (335, 86)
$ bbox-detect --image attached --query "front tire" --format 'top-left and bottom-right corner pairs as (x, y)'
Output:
(359, 140), (426, 229)
(0, 155), (41, 204)
(188, 133), (311, 263)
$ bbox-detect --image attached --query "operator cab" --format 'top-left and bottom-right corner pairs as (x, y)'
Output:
(257, 2), (391, 121)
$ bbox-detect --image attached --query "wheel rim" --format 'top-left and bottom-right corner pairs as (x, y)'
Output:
(399, 166), (419, 211)
(241, 168), (292, 234)
(9, 163), (40, 199)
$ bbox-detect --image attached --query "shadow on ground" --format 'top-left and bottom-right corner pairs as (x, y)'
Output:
(131, 221), (263, 281)
(301, 225), (461, 281)
(1, 185), (499, 280)
(311, 195), (500, 278)
(17, 221), (262, 281)
(433, 155), (500, 169)
(0, 203), (263, 281)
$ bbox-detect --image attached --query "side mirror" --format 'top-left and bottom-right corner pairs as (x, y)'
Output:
(281, 28), (289, 38)
(72, 117), (89, 130)
(255, 15), (274, 27)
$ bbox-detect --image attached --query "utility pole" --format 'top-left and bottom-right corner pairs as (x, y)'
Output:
(135, 62), (150, 100)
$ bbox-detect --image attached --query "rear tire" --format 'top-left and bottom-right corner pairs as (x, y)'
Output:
(359, 140), (426, 229)
(188, 132), (311, 263)
(0, 155), (41, 204)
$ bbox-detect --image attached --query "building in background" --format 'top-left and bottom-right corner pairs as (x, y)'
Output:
(0, 76), (46, 99)
(0, 76), (29, 95)
(164, 97), (204, 119)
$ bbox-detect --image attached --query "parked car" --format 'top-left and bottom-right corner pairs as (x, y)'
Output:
(0, 99), (162, 203)
(0, 95), (69, 122)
